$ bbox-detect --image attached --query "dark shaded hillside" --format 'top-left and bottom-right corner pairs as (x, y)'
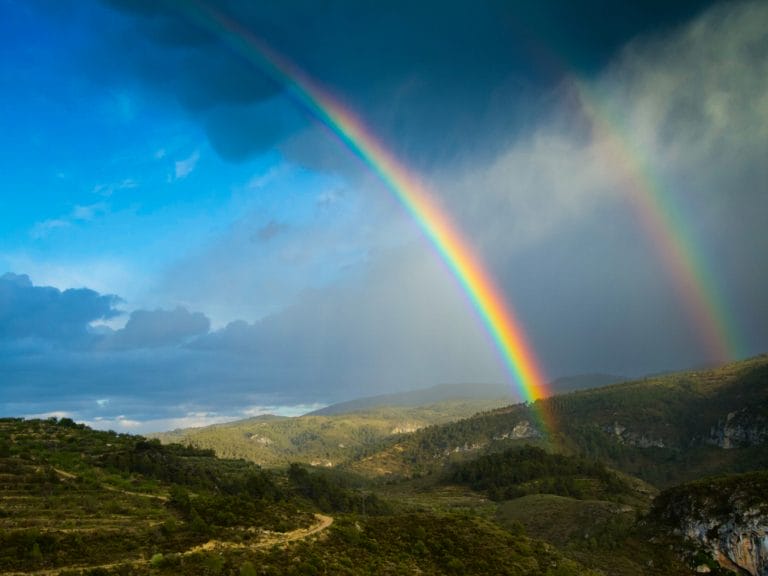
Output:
(447, 445), (631, 501)
(347, 354), (768, 485)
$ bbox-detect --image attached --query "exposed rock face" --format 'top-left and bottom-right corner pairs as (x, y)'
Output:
(493, 420), (540, 441)
(708, 409), (768, 449)
(680, 509), (768, 575)
(604, 421), (665, 448)
(391, 423), (423, 434)
(653, 472), (768, 576)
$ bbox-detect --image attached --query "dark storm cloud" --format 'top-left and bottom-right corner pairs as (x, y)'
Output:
(91, 0), (717, 167)
(0, 273), (120, 343)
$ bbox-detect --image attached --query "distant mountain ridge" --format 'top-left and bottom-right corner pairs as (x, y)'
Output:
(310, 373), (624, 416)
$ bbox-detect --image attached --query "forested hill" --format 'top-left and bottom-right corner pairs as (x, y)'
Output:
(346, 354), (768, 485)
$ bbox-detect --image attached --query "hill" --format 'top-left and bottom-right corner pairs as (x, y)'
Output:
(152, 373), (625, 469)
(0, 417), (611, 575)
(308, 374), (623, 416)
(345, 354), (768, 485)
(152, 398), (511, 468)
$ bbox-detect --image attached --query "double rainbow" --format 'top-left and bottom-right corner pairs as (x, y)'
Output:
(574, 81), (738, 363)
(182, 2), (551, 403)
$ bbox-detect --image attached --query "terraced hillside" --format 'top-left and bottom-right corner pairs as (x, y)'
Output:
(0, 418), (609, 575)
(0, 417), (315, 574)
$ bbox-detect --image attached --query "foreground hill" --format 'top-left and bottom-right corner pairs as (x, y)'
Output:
(1, 417), (613, 575)
(346, 354), (768, 485)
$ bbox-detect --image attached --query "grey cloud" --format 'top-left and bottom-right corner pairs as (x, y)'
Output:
(192, 243), (507, 399)
(0, 273), (121, 343)
(108, 307), (210, 349)
(437, 0), (768, 372)
(251, 220), (288, 243)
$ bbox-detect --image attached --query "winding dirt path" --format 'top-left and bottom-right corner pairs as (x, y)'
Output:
(0, 514), (334, 576)
(187, 513), (334, 553)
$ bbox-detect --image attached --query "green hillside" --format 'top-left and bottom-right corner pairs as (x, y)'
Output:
(346, 354), (768, 485)
(152, 399), (510, 468)
(0, 417), (614, 575)
(3, 356), (766, 574)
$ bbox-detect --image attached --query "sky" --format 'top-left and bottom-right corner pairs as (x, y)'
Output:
(1, 0), (766, 433)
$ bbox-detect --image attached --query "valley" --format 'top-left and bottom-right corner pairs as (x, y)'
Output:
(1, 355), (767, 575)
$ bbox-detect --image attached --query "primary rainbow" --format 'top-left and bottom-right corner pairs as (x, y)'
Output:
(574, 81), (738, 363)
(182, 2), (551, 404)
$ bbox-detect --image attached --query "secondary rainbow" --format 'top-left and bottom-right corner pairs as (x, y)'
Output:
(181, 2), (550, 403)
(574, 81), (738, 363)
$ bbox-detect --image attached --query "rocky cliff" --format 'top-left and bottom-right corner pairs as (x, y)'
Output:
(708, 408), (768, 449)
(653, 472), (768, 576)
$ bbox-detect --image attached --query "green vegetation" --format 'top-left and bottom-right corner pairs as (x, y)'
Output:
(447, 445), (630, 501)
(651, 470), (768, 525)
(152, 399), (510, 468)
(346, 355), (768, 484)
(2, 354), (767, 574)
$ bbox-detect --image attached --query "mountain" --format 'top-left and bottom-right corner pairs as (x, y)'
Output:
(310, 374), (625, 416)
(345, 354), (768, 485)
(307, 382), (516, 415)
(152, 374), (624, 469)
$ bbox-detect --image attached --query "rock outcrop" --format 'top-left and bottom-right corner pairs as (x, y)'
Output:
(603, 421), (666, 448)
(653, 472), (768, 576)
(708, 409), (768, 449)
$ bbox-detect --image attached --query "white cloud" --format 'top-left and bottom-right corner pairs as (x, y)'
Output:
(29, 202), (109, 239)
(82, 405), (326, 434)
(245, 164), (286, 190)
(92, 179), (137, 197)
(0, 254), (136, 305)
(174, 150), (200, 180)
(440, 0), (768, 255)
(30, 219), (70, 239)
(87, 415), (142, 431)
